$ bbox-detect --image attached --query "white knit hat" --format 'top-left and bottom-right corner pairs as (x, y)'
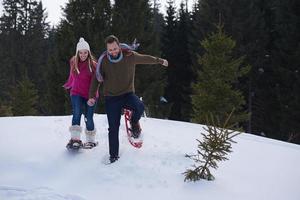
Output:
(76, 37), (90, 53)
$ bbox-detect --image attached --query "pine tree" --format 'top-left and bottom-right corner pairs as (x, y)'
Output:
(188, 1), (203, 69)
(160, 0), (177, 119)
(236, 0), (300, 143)
(162, 1), (194, 121)
(167, 2), (193, 121)
(90, 0), (112, 54)
(140, 6), (166, 118)
(189, 0), (272, 134)
(111, 0), (152, 44)
(10, 74), (39, 116)
(111, 0), (166, 118)
(265, 0), (300, 143)
(184, 110), (241, 181)
(44, 53), (69, 115)
(0, 0), (49, 115)
(192, 25), (250, 125)
(232, 0), (271, 135)
(25, 1), (49, 114)
(0, 99), (13, 116)
(0, 0), (23, 89)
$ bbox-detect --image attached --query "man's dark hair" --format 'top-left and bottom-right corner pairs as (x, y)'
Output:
(105, 35), (120, 45)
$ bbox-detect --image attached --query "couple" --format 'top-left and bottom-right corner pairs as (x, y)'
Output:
(64, 35), (168, 163)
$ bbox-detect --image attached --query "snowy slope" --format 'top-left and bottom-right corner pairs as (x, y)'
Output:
(0, 115), (299, 200)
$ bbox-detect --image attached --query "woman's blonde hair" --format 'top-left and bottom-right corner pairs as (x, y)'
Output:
(73, 50), (96, 74)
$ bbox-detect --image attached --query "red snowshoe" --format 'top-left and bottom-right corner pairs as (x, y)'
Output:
(124, 109), (143, 148)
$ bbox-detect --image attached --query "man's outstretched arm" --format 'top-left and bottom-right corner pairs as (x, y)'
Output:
(133, 51), (168, 66)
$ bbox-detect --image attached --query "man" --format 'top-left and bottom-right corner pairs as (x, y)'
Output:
(88, 35), (168, 163)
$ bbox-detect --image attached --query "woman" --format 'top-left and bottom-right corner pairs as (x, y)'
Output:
(64, 37), (98, 149)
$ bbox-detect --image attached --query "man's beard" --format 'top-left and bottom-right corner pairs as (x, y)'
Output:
(111, 52), (121, 59)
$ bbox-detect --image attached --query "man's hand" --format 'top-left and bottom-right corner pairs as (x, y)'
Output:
(87, 98), (96, 106)
(162, 59), (168, 67)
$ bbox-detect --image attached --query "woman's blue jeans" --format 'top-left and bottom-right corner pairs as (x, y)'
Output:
(71, 95), (96, 131)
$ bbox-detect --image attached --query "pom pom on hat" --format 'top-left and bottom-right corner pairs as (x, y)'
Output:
(76, 37), (90, 53)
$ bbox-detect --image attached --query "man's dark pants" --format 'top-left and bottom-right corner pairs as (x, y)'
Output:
(105, 92), (145, 158)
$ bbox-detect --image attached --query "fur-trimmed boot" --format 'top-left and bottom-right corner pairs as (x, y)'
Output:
(83, 129), (98, 149)
(66, 125), (83, 150)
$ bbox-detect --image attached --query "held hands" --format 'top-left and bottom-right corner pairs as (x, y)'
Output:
(87, 98), (96, 106)
(162, 59), (168, 67)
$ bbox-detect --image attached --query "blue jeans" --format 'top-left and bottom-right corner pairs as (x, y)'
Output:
(105, 92), (145, 157)
(71, 95), (96, 131)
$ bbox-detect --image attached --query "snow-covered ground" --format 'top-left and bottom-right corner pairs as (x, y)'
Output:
(0, 115), (299, 200)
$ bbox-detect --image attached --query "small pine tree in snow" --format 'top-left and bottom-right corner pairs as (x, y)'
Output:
(184, 110), (241, 181)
